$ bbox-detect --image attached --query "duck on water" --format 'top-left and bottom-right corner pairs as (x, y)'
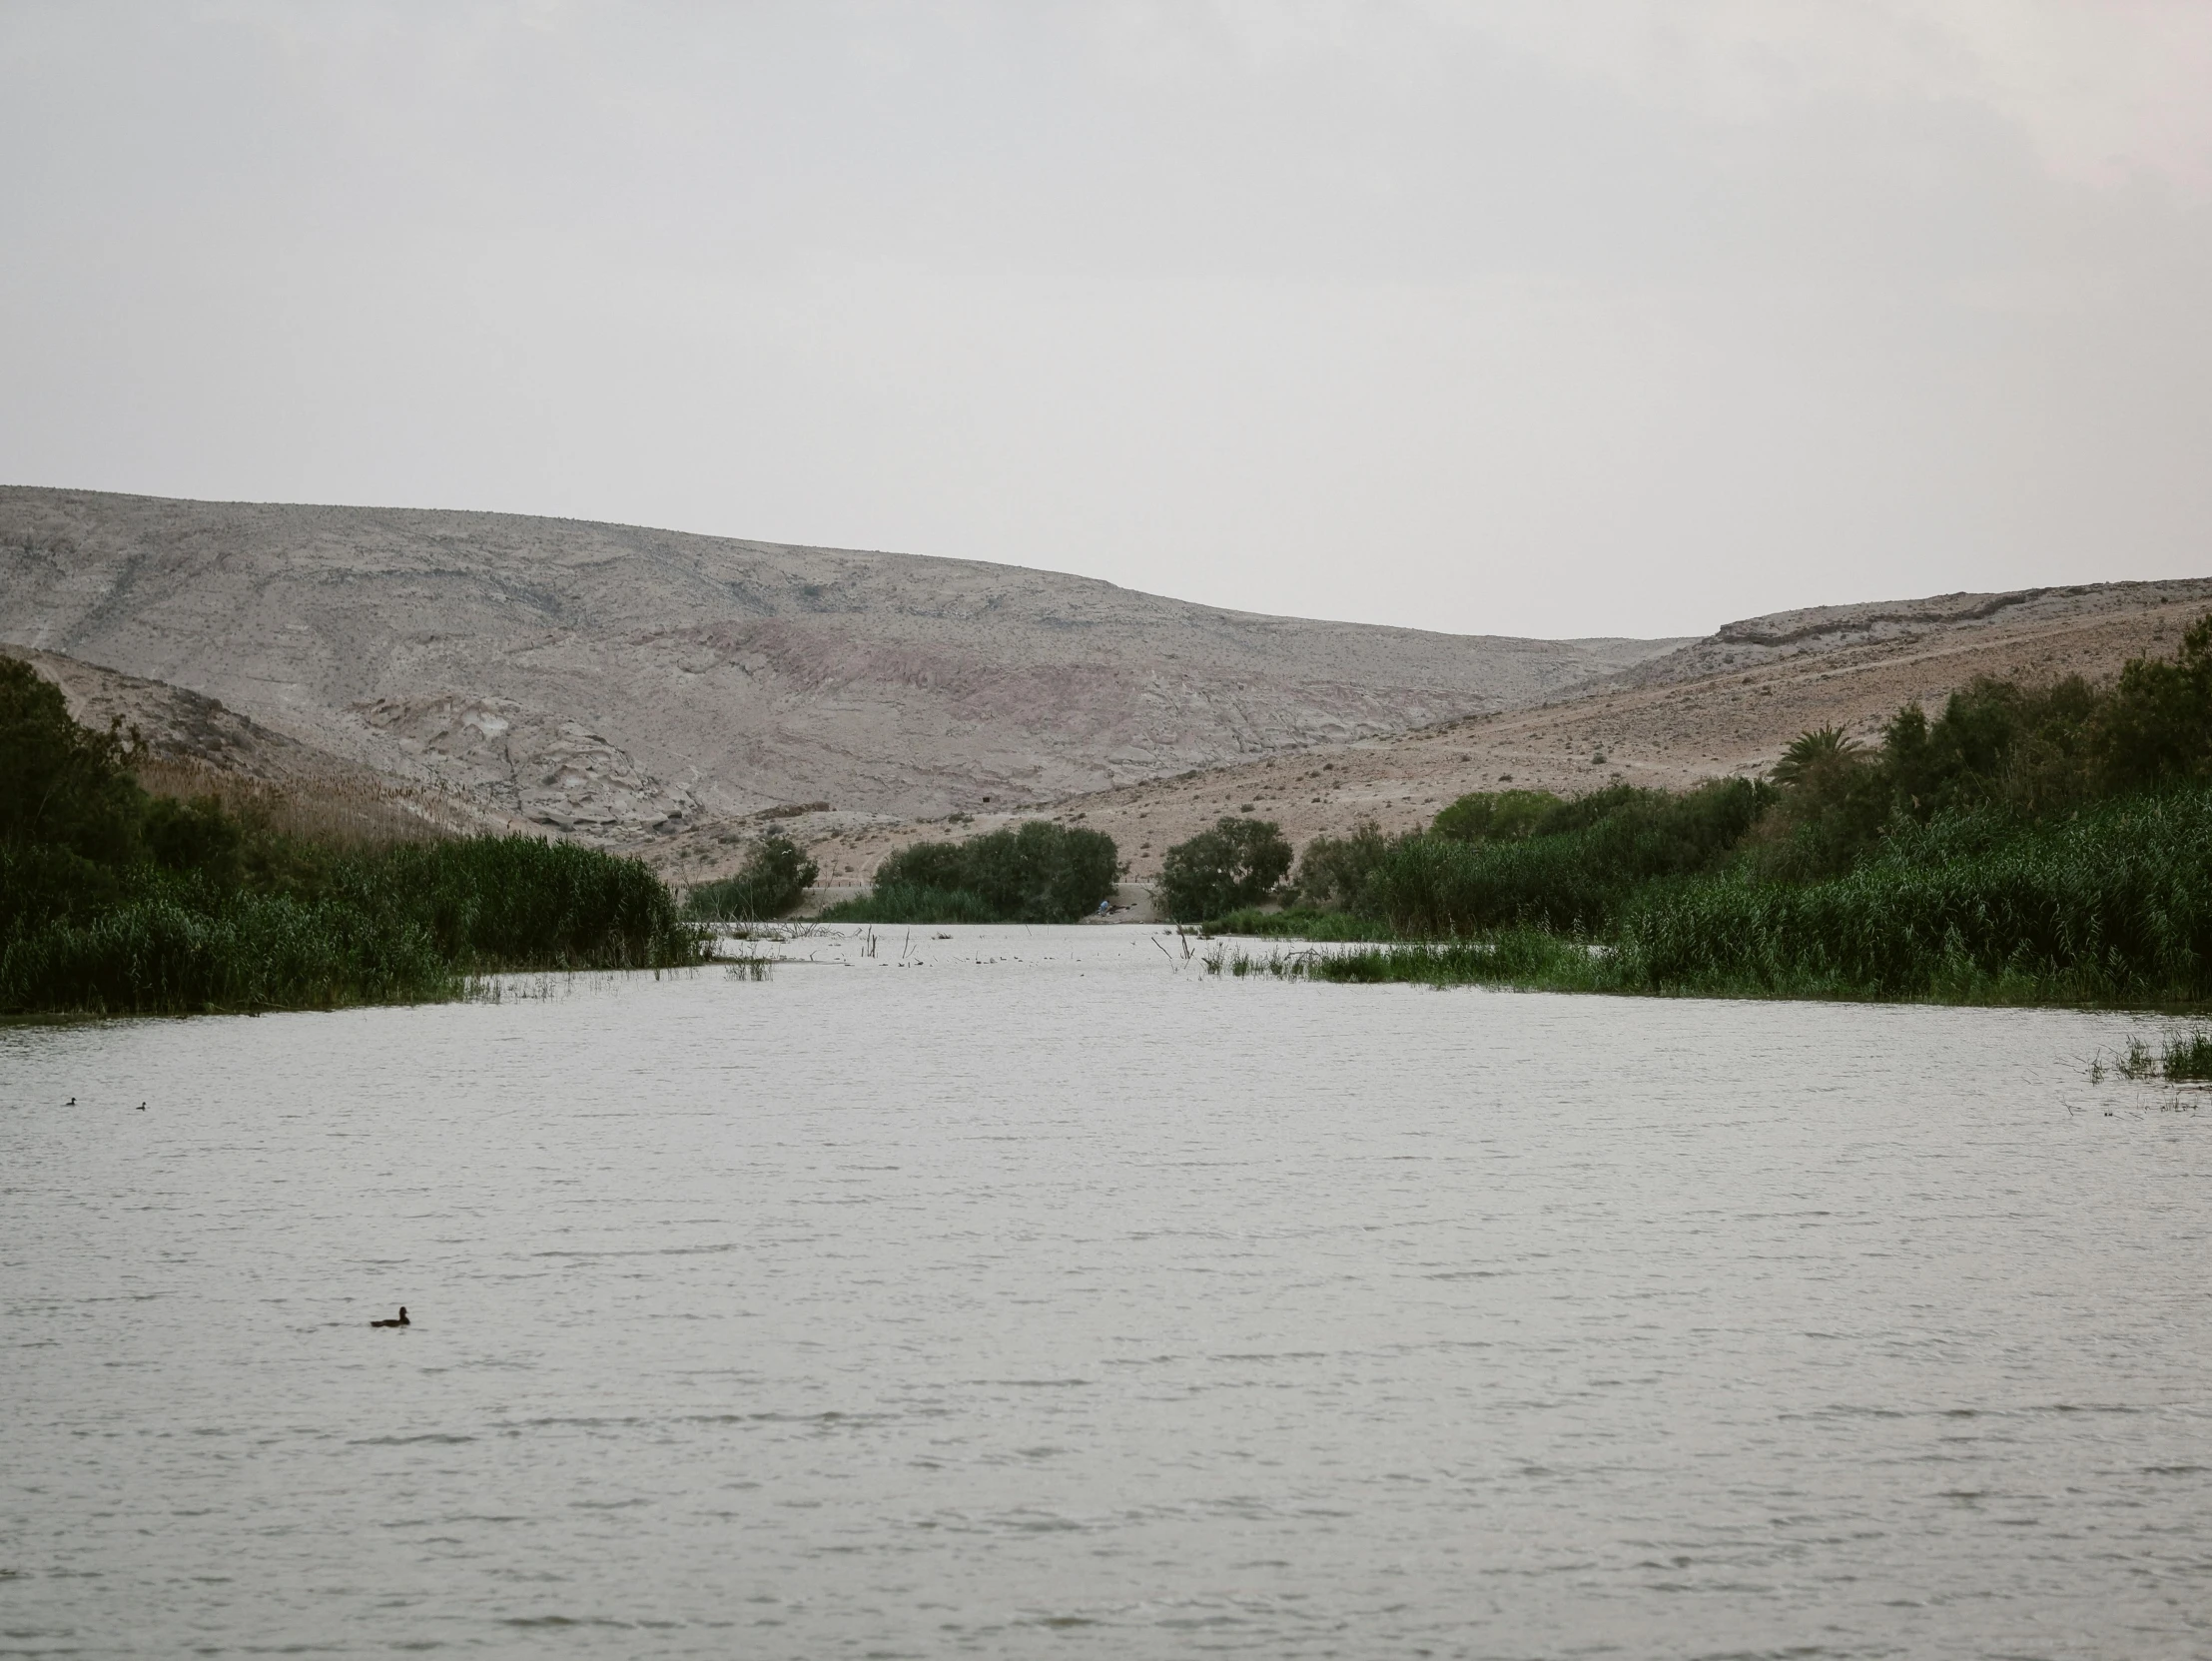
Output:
(369, 1306), (409, 1328)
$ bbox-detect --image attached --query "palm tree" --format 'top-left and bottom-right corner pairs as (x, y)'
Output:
(1771, 726), (1860, 789)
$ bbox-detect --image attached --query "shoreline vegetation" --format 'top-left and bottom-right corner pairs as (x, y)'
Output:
(1194, 618), (2212, 1011)
(2, 659), (703, 1018)
(15, 611), (2212, 1018)
(816, 821), (1117, 925)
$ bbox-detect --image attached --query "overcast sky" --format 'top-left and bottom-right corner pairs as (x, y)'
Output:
(4, 2), (2210, 638)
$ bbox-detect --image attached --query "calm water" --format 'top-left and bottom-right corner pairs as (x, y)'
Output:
(4, 925), (2209, 1659)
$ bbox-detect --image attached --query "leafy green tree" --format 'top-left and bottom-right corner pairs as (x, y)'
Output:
(0, 656), (144, 864)
(2098, 612), (2212, 792)
(1158, 816), (1293, 922)
(1293, 818), (1397, 909)
(1431, 789), (1563, 844)
(860, 821), (1117, 922)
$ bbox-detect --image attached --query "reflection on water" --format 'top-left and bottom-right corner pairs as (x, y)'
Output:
(3, 926), (2208, 1658)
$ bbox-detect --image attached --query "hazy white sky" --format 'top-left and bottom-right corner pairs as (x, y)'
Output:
(5, 2), (2210, 637)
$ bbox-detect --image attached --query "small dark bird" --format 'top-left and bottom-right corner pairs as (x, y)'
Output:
(369, 1306), (410, 1328)
(137, 1102), (146, 1111)
(65, 1097), (76, 1107)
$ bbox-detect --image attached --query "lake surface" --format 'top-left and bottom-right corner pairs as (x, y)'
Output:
(4, 925), (2210, 1659)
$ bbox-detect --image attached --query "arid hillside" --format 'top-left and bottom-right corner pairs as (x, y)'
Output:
(1, 487), (1680, 837)
(772, 579), (2212, 889)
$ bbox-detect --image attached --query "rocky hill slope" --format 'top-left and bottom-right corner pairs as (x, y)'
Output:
(3, 644), (516, 844)
(1, 487), (1681, 838)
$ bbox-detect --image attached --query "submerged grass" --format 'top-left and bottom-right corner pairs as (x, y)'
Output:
(1202, 907), (1395, 942)
(819, 883), (1003, 925)
(2092, 1028), (2212, 1083)
(1198, 930), (1613, 991)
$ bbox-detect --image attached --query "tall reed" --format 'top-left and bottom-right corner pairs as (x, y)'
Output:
(1, 838), (701, 1017)
(1617, 793), (2212, 1003)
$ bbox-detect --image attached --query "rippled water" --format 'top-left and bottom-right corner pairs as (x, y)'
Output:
(5, 925), (2210, 1658)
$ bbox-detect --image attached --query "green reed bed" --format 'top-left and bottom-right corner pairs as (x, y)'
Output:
(819, 882), (1004, 925)
(1616, 793), (2212, 1006)
(1193, 621), (2212, 1010)
(357, 837), (695, 972)
(1, 887), (454, 1014)
(1, 839), (703, 1018)
(1201, 793), (2212, 1009)
(3, 657), (703, 1018)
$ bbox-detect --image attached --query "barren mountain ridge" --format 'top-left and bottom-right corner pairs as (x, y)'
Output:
(1, 487), (1678, 836)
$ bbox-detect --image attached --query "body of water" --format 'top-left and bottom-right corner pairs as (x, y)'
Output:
(4, 926), (2208, 1657)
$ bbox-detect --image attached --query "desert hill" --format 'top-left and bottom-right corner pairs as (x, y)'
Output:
(788, 578), (2212, 889)
(1, 487), (1680, 836)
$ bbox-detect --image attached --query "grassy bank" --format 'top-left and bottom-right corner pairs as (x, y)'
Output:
(1197, 620), (2212, 1010)
(2, 657), (702, 1017)
(2, 833), (704, 1019)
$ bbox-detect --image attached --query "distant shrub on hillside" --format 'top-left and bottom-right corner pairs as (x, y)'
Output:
(685, 834), (818, 921)
(1430, 788), (1563, 844)
(825, 821), (1117, 924)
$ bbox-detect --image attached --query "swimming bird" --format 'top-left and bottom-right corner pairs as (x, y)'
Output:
(369, 1306), (410, 1328)
(65, 1097), (75, 1107)
(137, 1102), (145, 1111)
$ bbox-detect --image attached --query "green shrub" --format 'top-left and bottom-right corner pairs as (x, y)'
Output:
(842, 821), (1118, 923)
(0, 842), (124, 935)
(1157, 816), (1292, 922)
(144, 794), (247, 886)
(2097, 613), (2212, 792)
(1431, 789), (1563, 844)
(1353, 779), (1772, 937)
(685, 834), (819, 920)
(1292, 819), (1394, 910)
